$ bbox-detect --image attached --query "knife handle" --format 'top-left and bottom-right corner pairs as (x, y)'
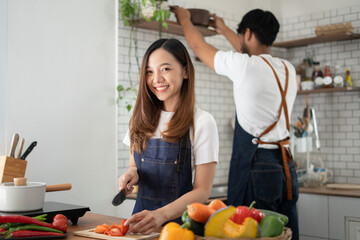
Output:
(8, 133), (19, 157)
(16, 138), (25, 159)
(20, 141), (37, 160)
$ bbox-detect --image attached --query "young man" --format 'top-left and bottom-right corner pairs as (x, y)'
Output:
(174, 7), (299, 239)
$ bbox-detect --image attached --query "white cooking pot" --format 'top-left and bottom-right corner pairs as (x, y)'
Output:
(0, 178), (71, 212)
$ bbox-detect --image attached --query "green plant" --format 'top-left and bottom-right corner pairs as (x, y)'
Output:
(118, 0), (171, 111)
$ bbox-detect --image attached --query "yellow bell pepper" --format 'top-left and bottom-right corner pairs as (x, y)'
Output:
(223, 217), (258, 238)
(159, 222), (195, 240)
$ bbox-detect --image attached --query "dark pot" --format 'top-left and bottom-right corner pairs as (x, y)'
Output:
(187, 8), (210, 27)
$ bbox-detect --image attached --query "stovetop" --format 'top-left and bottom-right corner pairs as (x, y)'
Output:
(0, 201), (90, 224)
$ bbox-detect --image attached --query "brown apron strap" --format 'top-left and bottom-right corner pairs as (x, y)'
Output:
(256, 56), (293, 200)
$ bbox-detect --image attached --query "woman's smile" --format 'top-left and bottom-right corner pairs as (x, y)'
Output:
(155, 85), (169, 92)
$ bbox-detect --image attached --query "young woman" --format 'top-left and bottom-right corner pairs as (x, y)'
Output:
(118, 38), (219, 234)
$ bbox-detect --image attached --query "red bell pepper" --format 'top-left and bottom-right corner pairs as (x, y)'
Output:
(230, 201), (265, 224)
(119, 219), (129, 235)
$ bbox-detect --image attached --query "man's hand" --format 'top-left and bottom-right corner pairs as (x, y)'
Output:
(209, 13), (227, 34)
(173, 6), (191, 25)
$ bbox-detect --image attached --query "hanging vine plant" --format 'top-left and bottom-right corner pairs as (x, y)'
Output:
(118, 0), (171, 111)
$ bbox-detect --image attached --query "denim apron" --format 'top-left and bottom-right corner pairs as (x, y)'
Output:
(227, 57), (299, 239)
(133, 130), (192, 224)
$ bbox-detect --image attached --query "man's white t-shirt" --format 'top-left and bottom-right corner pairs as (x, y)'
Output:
(123, 107), (219, 169)
(214, 51), (297, 148)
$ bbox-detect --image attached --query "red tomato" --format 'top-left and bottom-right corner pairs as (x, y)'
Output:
(120, 219), (129, 234)
(53, 214), (67, 221)
(107, 227), (124, 236)
(52, 218), (69, 232)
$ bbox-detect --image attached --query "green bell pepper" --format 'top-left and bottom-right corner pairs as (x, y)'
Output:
(259, 216), (285, 237)
(258, 209), (289, 225)
(181, 209), (204, 236)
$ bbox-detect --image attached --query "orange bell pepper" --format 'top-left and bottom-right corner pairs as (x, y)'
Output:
(159, 222), (195, 240)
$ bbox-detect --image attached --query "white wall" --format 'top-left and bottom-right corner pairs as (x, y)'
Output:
(1, 0), (118, 216)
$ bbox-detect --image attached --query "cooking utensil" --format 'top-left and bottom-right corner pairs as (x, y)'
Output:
(187, 8), (210, 27)
(0, 178), (72, 212)
(16, 138), (25, 159)
(311, 108), (321, 149)
(20, 141), (37, 160)
(112, 189), (126, 206)
(8, 133), (19, 157)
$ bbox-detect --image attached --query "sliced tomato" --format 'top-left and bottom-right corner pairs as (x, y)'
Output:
(107, 227), (124, 236)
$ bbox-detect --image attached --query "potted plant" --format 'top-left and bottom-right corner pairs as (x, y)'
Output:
(118, 0), (171, 111)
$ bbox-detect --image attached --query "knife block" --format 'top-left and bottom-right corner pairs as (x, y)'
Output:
(0, 156), (27, 183)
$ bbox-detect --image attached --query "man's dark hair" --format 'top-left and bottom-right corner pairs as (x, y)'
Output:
(236, 9), (279, 46)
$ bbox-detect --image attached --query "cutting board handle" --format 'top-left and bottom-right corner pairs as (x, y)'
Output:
(46, 183), (72, 192)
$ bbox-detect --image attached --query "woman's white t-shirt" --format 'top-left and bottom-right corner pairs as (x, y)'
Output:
(214, 51), (297, 148)
(123, 107), (219, 169)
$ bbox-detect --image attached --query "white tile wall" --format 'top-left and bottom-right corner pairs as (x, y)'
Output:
(280, 4), (360, 184)
(118, 2), (360, 185)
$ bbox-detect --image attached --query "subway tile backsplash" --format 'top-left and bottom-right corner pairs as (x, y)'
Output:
(118, 2), (360, 185)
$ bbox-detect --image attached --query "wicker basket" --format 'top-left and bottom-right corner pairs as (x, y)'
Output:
(195, 227), (292, 240)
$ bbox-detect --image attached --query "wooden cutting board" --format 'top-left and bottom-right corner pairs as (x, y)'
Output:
(74, 228), (160, 240)
(326, 183), (360, 190)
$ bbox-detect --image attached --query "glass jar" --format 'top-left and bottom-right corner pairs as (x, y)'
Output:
(323, 65), (333, 88)
(312, 62), (323, 80)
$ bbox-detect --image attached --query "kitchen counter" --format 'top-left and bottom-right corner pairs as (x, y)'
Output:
(299, 185), (360, 198)
(128, 185), (360, 201)
(67, 212), (158, 239)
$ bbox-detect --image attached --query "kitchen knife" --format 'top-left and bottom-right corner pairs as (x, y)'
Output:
(8, 133), (19, 157)
(20, 141), (37, 160)
(112, 189), (126, 206)
(16, 138), (25, 159)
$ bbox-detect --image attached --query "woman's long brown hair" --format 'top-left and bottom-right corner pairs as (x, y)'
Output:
(129, 38), (195, 153)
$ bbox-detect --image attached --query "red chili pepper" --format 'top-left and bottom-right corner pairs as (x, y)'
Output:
(0, 227), (6, 233)
(120, 219), (129, 234)
(9, 230), (65, 238)
(230, 201), (265, 224)
(52, 214), (68, 232)
(0, 215), (54, 229)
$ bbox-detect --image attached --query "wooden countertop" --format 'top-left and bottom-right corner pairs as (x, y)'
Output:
(67, 212), (158, 239)
(299, 185), (360, 198)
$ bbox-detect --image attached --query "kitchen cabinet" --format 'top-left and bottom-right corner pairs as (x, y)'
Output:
(329, 196), (360, 240)
(298, 193), (329, 239)
(129, 19), (217, 37)
(345, 217), (360, 240)
(298, 192), (360, 240)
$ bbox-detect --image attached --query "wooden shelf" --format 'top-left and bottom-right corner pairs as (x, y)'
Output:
(297, 87), (360, 95)
(273, 32), (360, 48)
(129, 19), (217, 37)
